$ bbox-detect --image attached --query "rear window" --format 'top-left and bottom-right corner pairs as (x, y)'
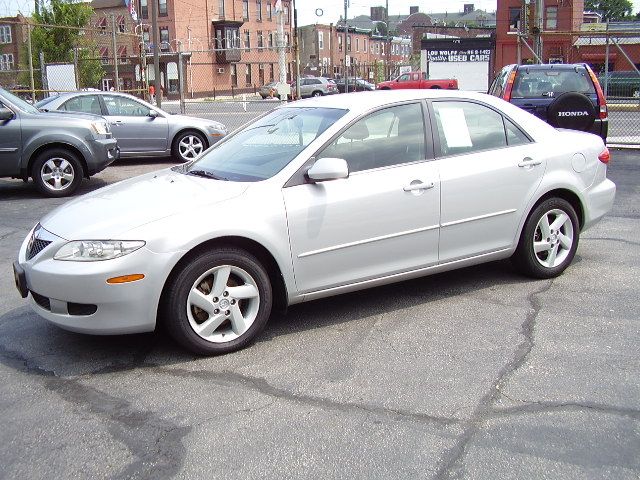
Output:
(512, 68), (596, 98)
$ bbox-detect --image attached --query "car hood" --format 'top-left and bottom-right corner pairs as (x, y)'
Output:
(40, 168), (248, 239)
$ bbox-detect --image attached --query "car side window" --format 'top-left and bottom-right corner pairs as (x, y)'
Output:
(317, 103), (426, 173)
(505, 118), (531, 146)
(433, 101), (507, 156)
(60, 95), (102, 115)
(103, 95), (150, 116)
(398, 74), (410, 82)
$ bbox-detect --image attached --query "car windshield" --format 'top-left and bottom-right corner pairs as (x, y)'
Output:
(512, 68), (596, 98)
(186, 106), (347, 182)
(0, 87), (40, 114)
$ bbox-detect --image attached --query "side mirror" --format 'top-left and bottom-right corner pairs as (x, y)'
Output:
(306, 157), (349, 182)
(148, 109), (160, 118)
(0, 107), (14, 121)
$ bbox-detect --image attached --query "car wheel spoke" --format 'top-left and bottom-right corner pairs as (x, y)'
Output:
(550, 212), (569, 232)
(229, 304), (247, 335)
(227, 284), (258, 299)
(44, 159), (58, 171)
(558, 232), (572, 250)
(196, 313), (227, 337)
(41, 172), (53, 182)
(211, 266), (231, 296)
(539, 215), (551, 239)
(62, 172), (74, 183)
(546, 243), (559, 267)
(188, 288), (215, 315)
(59, 159), (70, 171)
(53, 177), (63, 190)
(534, 240), (552, 253)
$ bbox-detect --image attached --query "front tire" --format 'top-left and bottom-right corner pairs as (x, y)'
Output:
(172, 130), (207, 162)
(312, 90), (323, 97)
(512, 198), (579, 279)
(163, 248), (273, 355)
(31, 148), (83, 197)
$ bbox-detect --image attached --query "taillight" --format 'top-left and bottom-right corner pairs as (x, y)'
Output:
(503, 70), (517, 101)
(598, 147), (610, 164)
(586, 65), (608, 119)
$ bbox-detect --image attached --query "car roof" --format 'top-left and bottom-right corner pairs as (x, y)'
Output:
(515, 63), (588, 71)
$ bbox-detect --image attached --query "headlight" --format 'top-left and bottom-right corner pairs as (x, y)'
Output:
(90, 121), (110, 136)
(54, 240), (145, 261)
(207, 123), (226, 132)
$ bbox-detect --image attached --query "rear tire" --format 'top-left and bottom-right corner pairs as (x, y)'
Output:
(512, 198), (579, 279)
(31, 148), (83, 197)
(312, 90), (323, 97)
(162, 248), (273, 355)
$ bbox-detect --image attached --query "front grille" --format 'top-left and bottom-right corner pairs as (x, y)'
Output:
(30, 291), (51, 311)
(27, 239), (52, 260)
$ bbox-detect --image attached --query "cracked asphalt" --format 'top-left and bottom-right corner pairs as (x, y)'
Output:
(0, 150), (638, 479)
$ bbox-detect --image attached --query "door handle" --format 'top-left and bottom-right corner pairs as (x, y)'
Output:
(403, 181), (435, 192)
(518, 158), (542, 168)
(110, 120), (123, 125)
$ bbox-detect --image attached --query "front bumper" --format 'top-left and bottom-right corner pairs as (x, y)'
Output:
(86, 138), (119, 176)
(16, 228), (180, 335)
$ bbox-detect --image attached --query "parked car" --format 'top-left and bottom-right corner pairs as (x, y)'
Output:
(36, 92), (227, 162)
(259, 81), (291, 100)
(597, 71), (640, 98)
(489, 63), (608, 141)
(14, 90), (615, 355)
(0, 87), (118, 197)
(333, 78), (375, 93)
(377, 71), (458, 90)
(293, 77), (338, 98)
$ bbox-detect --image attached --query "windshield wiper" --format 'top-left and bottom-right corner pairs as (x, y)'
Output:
(187, 169), (228, 181)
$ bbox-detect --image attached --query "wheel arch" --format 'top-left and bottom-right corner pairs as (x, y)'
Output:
(27, 142), (88, 180)
(528, 188), (585, 231)
(171, 127), (210, 151)
(158, 236), (289, 321)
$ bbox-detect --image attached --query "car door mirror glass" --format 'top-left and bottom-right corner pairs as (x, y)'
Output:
(0, 107), (14, 121)
(306, 157), (349, 182)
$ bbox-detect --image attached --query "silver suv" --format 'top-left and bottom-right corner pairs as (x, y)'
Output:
(297, 77), (338, 98)
(0, 87), (118, 197)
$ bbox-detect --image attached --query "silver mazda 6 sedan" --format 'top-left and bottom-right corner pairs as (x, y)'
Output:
(14, 90), (616, 355)
(36, 91), (227, 162)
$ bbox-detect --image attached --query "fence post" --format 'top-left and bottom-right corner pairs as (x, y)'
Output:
(73, 47), (80, 90)
(39, 51), (47, 96)
(26, 24), (35, 103)
(111, 14), (120, 91)
(178, 51), (186, 114)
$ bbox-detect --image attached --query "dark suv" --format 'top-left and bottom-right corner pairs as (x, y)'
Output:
(489, 63), (608, 141)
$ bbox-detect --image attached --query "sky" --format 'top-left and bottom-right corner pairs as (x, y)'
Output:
(2, 0), (640, 23)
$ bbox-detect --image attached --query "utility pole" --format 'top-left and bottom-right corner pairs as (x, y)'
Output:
(293, 0), (301, 100)
(534, 0), (543, 62)
(151, 0), (162, 107)
(111, 14), (120, 91)
(26, 24), (35, 103)
(344, 0), (348, 93)
(385, 0), (389, 80)
(277, 0), (286, 85)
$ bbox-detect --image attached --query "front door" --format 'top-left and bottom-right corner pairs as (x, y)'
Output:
(431, 100), (546, 262)
(101, 94), (169, 154)
(283, 102), (440, 294)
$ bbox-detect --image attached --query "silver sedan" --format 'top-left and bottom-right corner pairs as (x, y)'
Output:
(36, 91), (227, 162)
(14, 90), (615, 355)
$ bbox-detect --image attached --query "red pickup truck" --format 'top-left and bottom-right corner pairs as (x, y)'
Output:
(377, 71), (458, 90)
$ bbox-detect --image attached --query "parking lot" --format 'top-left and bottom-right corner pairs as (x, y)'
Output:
(0, 149), (638, 479)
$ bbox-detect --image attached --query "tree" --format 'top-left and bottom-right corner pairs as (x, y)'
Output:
(585, 0), (633, 21)
(27, 0), (104, 90)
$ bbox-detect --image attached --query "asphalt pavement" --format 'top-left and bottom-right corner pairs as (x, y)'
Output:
(0, 150), (638, 479)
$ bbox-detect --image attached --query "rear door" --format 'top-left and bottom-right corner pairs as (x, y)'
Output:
(0, 100), (21, 176)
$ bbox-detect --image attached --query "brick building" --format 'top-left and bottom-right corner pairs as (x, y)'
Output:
(0, 14), (30, 89)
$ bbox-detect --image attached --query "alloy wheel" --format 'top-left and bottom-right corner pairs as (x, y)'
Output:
(40, 158), (75, 192)
(533, 208), (574, 268)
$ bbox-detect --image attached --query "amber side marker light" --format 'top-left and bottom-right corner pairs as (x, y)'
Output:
(598, 148), (611, 164)
(107, 274), (145, 284)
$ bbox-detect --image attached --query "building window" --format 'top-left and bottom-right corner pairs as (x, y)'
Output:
(0, 53), (14, 70)
(245, 64), (252, 85)
(99, 47), (109, 65)
(160, 26), (169, 47)
(285, 33), (289, 46)
(231, 64), (237, 86)
(381, 43), (384, 55)
(318, 31), (324, 50)
(509, 7), (520, 31)
(269, 63), (274, 81)
(364, 38), (367, 52)
(347, 35), (351, 52)
(117, 15), (126, 33)
(158, 0), (167, 16)
(284, 6), (289, 24)
(257, 30), (263, 47)
(356, 38), (359, 52)
(256, 0), (262, 21)
(97, 17), (107, 35)
(242, 0), (249, 20)
(338, 35), (342, 52)
(268, 31), (274, 48)
(244, 29), (251, 48)
(219, 0), (225, 17)
(546, 6), (558, 30)
(267, 1), (272, 20)
(139, 0), (148, 19)
(376, 42), (380, 54)
(0, 25), (11, 44)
